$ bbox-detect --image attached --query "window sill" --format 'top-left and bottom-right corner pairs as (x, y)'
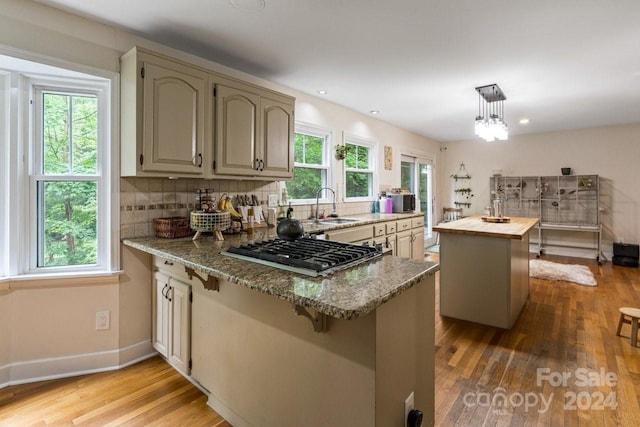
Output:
(4, 270), (124, 290)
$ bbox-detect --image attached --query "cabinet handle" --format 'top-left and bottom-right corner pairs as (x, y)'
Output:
(198, 153), (203, 167)
(162, 283), (168, 299)
(259, 159), (264, 171)
(164, 260), (174, 266)
(193, 153), (203, 167)
(167, 286), (173, 302)
(255, 158), (260, 171)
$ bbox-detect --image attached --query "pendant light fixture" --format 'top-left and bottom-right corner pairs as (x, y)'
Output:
(474, 84), (508, 142)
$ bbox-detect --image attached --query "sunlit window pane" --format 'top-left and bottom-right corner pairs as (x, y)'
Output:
(346, 172), (371, 198)
(43, 93), (98, 175)
(38, 180), (97, 267)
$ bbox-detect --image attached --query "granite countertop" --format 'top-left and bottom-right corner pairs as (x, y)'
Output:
(123, 212), (438, 320)
(433, 215), (539, 239)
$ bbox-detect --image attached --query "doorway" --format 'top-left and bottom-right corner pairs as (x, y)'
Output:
(400, 154), (436, 248)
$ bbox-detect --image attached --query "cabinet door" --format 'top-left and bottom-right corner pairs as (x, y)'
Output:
(396, 231), (412, 259)
(385, 234), (397, 256)
(168, 278), (191, 375)
(411, 229), (425, 260)
(214, 83), (260, 176)
(260, 96), (294, 179)
(142, 60), (206, 174)
(152, 272), (171, 357)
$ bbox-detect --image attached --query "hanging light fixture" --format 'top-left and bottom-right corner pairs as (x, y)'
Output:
(474, 84), (508, 142)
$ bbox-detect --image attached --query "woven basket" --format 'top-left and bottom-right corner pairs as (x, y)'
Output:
(153, 217), (193, 238)
(190, 211), (231, 240)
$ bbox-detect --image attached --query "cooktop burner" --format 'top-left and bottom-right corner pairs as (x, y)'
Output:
(221, 237), (383, 277)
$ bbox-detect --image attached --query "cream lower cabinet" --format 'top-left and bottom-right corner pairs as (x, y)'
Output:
(326, 220), (405, 256)
(396, 217), (425, 260)
(213, 80), (294, 179)
(121, 47), (207, 176)
(153, 259), (192, 375)
(396, 231), (413, 259)
(325, 224), (374, 244)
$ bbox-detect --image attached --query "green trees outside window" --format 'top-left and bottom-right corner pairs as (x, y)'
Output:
(345, 143), (372, 198)
(39, 92), (98, 267)
(286, 132), (327, 200)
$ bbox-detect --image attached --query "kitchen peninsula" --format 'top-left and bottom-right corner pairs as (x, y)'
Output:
(433, 216), (539, 329)
(123, 214), (438, 427)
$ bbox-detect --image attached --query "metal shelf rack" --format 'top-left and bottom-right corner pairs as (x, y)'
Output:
(490, 174), (601, 263)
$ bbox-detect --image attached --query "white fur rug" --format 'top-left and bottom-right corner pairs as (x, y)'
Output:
(529, 259), (597, 287)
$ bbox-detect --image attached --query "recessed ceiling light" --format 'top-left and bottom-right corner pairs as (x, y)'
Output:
(316, 89), (327, 95)
(370, 110), (380, 115)
(519, 118), (530, 125)
(229, 0), (265, 11)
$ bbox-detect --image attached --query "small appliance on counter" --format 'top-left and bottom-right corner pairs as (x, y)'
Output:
(389, 193), (416, 213)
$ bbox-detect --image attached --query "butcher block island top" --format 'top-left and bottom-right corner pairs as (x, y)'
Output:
(434, 215), (539, 239)
(123, 225), (438, 320)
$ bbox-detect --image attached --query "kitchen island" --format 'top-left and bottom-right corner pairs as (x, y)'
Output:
(123, 221), (438, 427)
(433, 216), (539, 329)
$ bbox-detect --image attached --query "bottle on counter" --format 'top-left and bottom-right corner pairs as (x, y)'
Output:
(386, 196), (393, 213)
(247, 208), (255, 236)
(371, 198), (379, 213)
(380, 193), (387, 213)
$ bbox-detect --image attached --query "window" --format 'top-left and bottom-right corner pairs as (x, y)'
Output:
(344, 134), (377, 201)
(0, 52), (116, 277)
(32, 88), (102, 268)
(285, 123), (332, 202)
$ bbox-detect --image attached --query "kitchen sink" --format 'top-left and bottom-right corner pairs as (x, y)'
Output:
(317, 217), (361, 225)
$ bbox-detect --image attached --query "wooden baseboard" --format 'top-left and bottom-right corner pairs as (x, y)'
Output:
(0, 340), (155, 389)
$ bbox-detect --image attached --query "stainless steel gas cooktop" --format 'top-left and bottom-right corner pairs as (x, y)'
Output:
(221, 237), (384, 277)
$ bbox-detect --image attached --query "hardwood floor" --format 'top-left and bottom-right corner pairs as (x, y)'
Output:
(1, 255), (639, 426)
(0, 356), (230, 426)
(428, 253), (640, 426)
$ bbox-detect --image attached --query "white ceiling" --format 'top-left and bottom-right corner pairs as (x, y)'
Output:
(35, 0), (640, 142)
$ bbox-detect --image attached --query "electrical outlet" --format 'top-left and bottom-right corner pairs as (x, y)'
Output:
(404, 391), (414, 425)
(268, 194), (279, 207)
(96, 310), (110, 331)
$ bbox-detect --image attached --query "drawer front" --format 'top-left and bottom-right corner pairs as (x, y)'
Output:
(325, 225), (374, 243)
(412, 216), (424, 229)
(397, 219), (412, 232)
(385, 222), (397, 234)
(154, 256), (188, 278)
(373, 224), (386, 237)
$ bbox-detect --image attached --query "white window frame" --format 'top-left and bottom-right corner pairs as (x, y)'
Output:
(0, 71), (9, 278)
(0, 48), (119, 279)
(286, 122), (333, 205)
(343, 133), (378, 202)
(28, 80), (109, 274)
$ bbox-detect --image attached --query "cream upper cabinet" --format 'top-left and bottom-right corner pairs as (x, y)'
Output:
(260, 96), (294, 178)
(121, 46), (294, 179)
(121, 47), (207, 176)
(212, 79), (294, 179)
(213, 82), (260, 176)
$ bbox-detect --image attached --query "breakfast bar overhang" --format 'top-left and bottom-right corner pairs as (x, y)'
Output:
(433, 216), (539, 329)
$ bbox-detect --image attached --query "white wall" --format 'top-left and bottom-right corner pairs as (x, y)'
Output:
(440, 123), (640, 259)
(0, 0), (439, 386)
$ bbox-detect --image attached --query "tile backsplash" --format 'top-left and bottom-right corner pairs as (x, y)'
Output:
(120, 178), (370, 238)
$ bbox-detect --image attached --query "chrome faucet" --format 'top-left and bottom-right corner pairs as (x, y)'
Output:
(315, 187), (336, 221)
